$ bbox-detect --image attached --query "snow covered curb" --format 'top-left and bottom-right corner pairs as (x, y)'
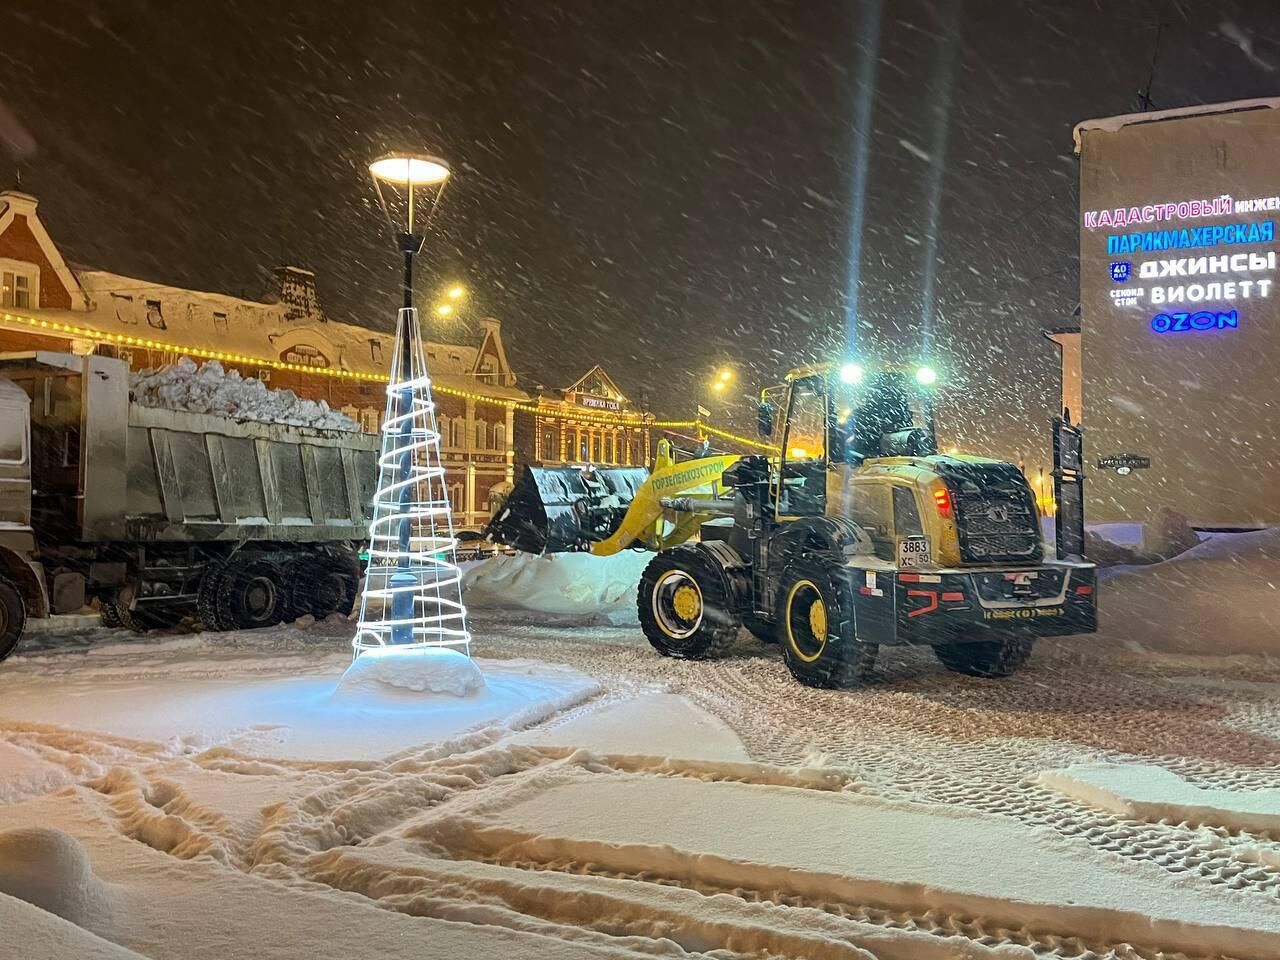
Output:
(1040, 763), (1280, 836)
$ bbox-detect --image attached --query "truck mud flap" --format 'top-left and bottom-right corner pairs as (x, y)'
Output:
(483, 465), (650, 554)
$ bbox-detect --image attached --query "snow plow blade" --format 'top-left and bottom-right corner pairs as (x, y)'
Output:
(484, 465), (651, 554)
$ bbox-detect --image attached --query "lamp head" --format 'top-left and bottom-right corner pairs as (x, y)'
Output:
(368, 152), (451, 243)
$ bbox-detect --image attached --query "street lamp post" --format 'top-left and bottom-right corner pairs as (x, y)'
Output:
(354, 152), (470, 657)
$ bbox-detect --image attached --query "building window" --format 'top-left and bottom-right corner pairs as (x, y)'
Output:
(145, 299), (166, 330)
(63, 426), (81, 468)
(436, 416), (450, 446)
(541, 428), (556, 462)
(110, 292), (137, 324)
(213, 311), (228, 332)
(474, 420), (488, 449)
(493, 422), (506, 452)
(360, 408), (380, 434)
(369, 340), (383, 364)
(448, 482), (465, 513)
(449, 419), (463, 448)
(1, 268), (35, 309)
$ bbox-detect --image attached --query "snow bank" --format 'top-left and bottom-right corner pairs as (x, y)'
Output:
(131, 357), (358, 431)
(1040, 763), (1280, 835)
(337, 646), (484, 697)
(0, 893), (146, 960)
(0, 829), (115, 929)
(462, 551), (649, 621)
(1097, 527), (1280, 654)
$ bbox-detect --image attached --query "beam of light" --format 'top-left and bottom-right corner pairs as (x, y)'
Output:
(353, 306), (472, 658)
(845, 0), (883, 353)
(918, 3), (962, 358)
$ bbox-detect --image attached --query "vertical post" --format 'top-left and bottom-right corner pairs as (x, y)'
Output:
(391, 241), (417, 641)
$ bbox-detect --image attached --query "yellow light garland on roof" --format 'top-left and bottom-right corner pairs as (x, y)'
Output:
(0, 310), (776, 451)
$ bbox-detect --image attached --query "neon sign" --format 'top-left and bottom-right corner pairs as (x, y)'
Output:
(1151, 310), (1239, 334)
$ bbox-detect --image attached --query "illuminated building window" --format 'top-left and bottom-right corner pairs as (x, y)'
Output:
(369, 339), (383, 363)
(145, 299), (166, 330)
(1, 268), (35, 309)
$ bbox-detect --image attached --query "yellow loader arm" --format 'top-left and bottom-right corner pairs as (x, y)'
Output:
(590, 451), (740, 556)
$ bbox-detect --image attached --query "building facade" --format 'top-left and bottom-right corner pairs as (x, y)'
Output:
(523, 365), (654, 468)
(1075, 99), (1280, 543)
(0, 189), (524, 530)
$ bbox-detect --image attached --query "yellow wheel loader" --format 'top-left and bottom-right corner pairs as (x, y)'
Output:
(485, 362), (1096, 687)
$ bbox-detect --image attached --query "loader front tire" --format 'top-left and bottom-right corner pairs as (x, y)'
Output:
(0, 577), (26, 661)
(638, 546), (741, 661)
(776, 558), (877, 688)
(933, 632), (1034, 678)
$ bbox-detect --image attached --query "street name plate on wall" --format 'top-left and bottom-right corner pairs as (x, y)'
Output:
(1097, 454), (1151, 475)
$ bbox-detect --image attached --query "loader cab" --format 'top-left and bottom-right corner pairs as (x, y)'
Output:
(761, 364), (937, 521)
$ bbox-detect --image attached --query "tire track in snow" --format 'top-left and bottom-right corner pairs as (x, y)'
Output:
(402, 816), (1247, 960)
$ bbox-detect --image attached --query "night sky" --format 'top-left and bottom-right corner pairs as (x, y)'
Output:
(2, 0), (1278, 465)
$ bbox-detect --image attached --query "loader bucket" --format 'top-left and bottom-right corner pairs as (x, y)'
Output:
(484, 465), (651, 554)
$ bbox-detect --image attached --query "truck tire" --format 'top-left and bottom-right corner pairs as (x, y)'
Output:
(776, 558), (877, 688)
(285, 555), (358, 620)
(638, 545), (741, 660)
(99, 599), (124, 628)
(219, 558), (288, 630)
(118, 603), (186, 633)
(934, 633), (1034, 678)
(197, 561), (233, 631)
(0, 576), (27, 661)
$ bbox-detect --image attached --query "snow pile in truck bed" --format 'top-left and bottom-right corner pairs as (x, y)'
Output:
(131, 357), (359, 431)
(462, 551), (650, 622)
(1098, 527), (1280, 655)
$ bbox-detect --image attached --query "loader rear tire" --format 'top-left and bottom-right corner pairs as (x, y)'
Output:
(0, 577), (26, 661)
(934, 633), (1034, 678)
(638, 545), (741, 661)
(776, 558), (877, 688)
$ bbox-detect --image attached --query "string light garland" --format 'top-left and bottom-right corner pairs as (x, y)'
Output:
(353, 307), (471, 656)
(0, 310), (777, 451)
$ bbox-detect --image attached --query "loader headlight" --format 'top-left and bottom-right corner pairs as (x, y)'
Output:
(839, 362), (864, 385)
(915, 365), (938, 387)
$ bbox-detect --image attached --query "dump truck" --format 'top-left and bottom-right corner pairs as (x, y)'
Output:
(0, 351), (379, 660)
(487, 362), (1096, 687)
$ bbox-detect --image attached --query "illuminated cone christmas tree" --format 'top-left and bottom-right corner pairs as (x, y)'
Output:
(353, 152), (470, 657)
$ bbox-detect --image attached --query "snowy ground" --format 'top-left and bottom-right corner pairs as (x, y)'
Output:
(2, 610), (1280, 960)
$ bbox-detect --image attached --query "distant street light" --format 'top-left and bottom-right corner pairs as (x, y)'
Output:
(447, 285), (466, 300)
(436, 303), (453, 317)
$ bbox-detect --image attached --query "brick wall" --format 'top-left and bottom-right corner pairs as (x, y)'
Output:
(0, 215), (71, 309)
